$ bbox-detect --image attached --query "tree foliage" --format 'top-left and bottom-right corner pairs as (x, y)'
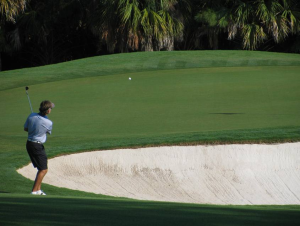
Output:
(92, 0), (189, 53)
(0, 0), (26, 22)
(0, 0), (299, 70)
(195, 0), (300, 50)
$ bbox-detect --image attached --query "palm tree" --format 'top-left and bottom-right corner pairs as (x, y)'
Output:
(119, 0), (171, 51)
(0, 0), (27, 70)
(224, 0), (300, 50)
(0, 0), (26, 22)
(91, 0), (119, 53)
(194, 0), (300, 50)
(232, 0), (268, 50)
(93, 0), (190, 53)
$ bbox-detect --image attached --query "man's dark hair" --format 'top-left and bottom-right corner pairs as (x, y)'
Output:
(39, 100), (53, 115)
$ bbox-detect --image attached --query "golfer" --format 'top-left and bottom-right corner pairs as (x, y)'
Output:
(24, 100), (54, 195)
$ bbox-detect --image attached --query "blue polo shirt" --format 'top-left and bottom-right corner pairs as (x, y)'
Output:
(24, 113), (53, 144)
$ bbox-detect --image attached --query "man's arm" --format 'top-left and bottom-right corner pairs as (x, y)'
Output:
(42, 124), (52, 134)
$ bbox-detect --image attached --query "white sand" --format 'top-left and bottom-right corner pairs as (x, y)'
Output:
(18, 143), (300, 205)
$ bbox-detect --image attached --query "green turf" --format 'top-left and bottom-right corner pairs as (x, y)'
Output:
(1, 51), (300, 225)
(1, 50), (300, 91)
(1, 194), (300, 226)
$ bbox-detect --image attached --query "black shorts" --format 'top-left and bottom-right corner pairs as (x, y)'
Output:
(26, 141), (48, 171)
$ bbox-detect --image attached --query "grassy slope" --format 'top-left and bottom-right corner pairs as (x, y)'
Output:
(1, 50), (300, 91)
(1, 51), (300, 225)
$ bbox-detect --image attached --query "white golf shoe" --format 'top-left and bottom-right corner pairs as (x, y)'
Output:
(31, 190), (47, 195)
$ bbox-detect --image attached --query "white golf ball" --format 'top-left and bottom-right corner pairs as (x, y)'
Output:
(129, 77), (132, 80)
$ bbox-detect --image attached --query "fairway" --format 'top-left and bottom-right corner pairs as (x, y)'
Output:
(1, 51), (300, 225)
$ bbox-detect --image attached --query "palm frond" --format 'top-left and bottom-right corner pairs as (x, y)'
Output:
(0, 0), (26, 22)
(242, 23), (267, 50)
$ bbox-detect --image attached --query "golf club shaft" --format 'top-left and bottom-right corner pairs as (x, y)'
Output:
(26, 90), (33, 113)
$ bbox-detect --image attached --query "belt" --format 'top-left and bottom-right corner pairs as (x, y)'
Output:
(28, 139), (42, 144)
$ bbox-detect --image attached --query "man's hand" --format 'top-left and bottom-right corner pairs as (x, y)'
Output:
(24, 128), (28, 132)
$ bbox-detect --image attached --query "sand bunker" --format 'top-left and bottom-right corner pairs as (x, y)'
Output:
(18, 143), (300, 205)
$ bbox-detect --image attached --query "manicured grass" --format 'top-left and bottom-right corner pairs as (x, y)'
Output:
(1, 194), (300, 226)
(1, 51), (300, 225)
(1, 50), (300, 91)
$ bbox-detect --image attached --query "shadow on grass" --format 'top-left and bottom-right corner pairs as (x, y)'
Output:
(209, 113), (245, 115)
(0, 194), (300, 226)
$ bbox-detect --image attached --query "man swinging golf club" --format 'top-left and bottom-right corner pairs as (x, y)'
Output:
(24, 100), (55, 195)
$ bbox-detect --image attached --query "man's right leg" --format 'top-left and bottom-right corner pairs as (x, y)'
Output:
(32, 169), (48, 192)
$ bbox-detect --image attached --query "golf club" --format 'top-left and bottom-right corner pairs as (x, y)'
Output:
(25, 86), (33, 113)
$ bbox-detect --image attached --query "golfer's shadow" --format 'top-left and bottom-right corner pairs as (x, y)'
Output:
(209, 113), (245, 115)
